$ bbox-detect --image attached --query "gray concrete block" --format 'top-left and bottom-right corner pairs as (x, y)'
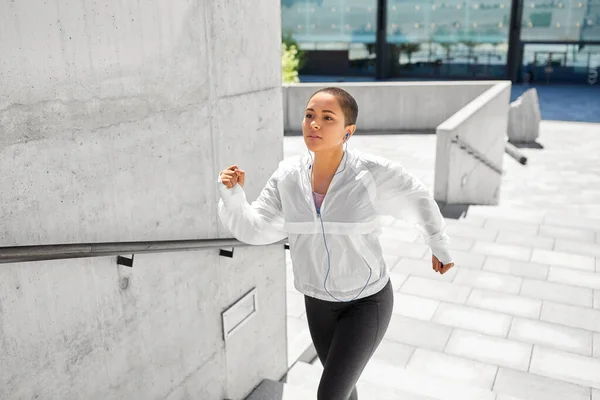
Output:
(507, 88), (541, 143)
(286, 291), (306, 319)
(595, 333), (600, 359)
(483, 257), (549, 280)
(385, 315), (453, 352)
(541, 301), (600, 332)
(400, 276), (471, 304)
(521, 279), (593, 307)
(493, 367), (591, 400)
(531, 249), (596, 271)
(393, 293), (441, 321)
(406, 348), (498, 389)
(207, 1), (281, 98)
(595, 290), (600, 310)
(453, 269), (523, 294)
(509, 318), (593, 357)
(548, 266), (600, 290)
(529, 345), (600, 389)
(433, 303), (513, 337)
(471, 241), (532, 262)
(467, 289), (541, 319)
(445, 329), (532, 371)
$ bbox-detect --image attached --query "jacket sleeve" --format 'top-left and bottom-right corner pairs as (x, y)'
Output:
(372, 159), (453, 265)
(217, 168), (288, 245)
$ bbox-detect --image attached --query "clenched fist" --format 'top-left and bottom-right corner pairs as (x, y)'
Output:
(432, 255), (454, 275)
(219, 165), (245, 189)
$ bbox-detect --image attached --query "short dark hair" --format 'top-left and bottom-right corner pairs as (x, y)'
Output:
(309, 87), (358, 126)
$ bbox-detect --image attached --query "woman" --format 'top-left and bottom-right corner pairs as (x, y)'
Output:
(218, 87), (454, 400)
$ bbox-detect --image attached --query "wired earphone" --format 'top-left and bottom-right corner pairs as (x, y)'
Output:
(307, 131), (372, 302)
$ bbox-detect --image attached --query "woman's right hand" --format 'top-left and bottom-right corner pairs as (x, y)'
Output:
(220, 165), (245, 189)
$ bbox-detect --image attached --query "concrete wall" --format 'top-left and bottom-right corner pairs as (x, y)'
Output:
(434, 82), (512, 205)
(0, 1), (287, 399)
(282, 82), (495, 132)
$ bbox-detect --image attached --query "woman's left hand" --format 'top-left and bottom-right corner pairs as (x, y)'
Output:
(432, 255), (454, 275)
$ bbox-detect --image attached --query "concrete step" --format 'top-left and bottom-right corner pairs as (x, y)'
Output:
(244, 379), (314, 400)
(285, 359), (498, 400)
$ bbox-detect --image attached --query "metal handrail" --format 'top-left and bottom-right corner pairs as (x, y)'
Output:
(451, 135), (503, 175)
(0, 238), (287, 264)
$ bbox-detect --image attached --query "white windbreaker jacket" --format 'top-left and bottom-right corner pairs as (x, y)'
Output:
(217, 148), (452, 302)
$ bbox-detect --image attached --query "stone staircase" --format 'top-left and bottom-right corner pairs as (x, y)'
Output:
(246, 204), (600, 400)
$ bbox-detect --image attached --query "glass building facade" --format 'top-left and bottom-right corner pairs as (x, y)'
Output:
(281, 0), (600, 84)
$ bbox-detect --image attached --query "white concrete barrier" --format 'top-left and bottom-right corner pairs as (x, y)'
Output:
(434, 81), (512, 205)
(283, 81), (497, 132)
(507, 88), (541, 143)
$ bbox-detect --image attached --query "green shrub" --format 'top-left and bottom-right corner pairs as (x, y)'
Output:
(282, 43), (301, 84)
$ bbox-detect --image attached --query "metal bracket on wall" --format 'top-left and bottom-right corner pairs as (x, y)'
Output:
(284, 244), (290, 250)
(219, 247), (234, 258)
(117, 254), (134, 268)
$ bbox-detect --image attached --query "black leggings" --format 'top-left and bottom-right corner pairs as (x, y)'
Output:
(304, 278), (394, 400)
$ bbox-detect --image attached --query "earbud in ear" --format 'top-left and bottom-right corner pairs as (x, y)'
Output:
(345, 133), (350, 141)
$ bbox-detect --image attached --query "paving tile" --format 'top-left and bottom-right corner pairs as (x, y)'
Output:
(287, 316), (312, 368)
(495, 231), (555, 250)
(286, 291), (306, 319)
(467, 289), (541, 319)
(530, 345), (600, 389)
(443, 249), (487, 269)
(543, 213), (600, 231)
(393, 258), (459, 281)
(555, 239), (600, 258)
(445, 215), (487, 228)
(483, 218), (540, 235)
(384, 254), (402, 271)
(445, 223), (498, 241)
(453, 269), (523, 294)
(493, 367), (591, 400)
(448, 236), (475, 251)
(393, 292), (440, 321)
(594, 333), (600, 359)
(595, 290), (600, 310)
(379, 237), (429, 260)
(520, 279), (593, 307)
(389, 271), (409, 292)
(548, 266), (600, 290)
(531, 248), (596, 271)
(508, 318), (593, 356)
(483, 257), (549, 280)
(471, 241), (532, 262)
(538, 224), (597, 242)
(495, 395), (531, 400)
(371, 338), (415, 368)
(467, 206), (546, 224)
(400, 276), (471, 304)
(541, 301), (600, 332)
(433, 303), (513, 337)
(385, 314), (453, 352)
(594, 388), (600, 400)
(381, 225), (420, 243)
(406, 348), (498, 389)
(445, 329), (532, 371)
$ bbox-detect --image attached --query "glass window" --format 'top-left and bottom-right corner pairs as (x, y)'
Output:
(522, 43), (600, 84)
(281, 0), (378, 77)
(386, 0), (511, 78)
(521, 0), (600, 41)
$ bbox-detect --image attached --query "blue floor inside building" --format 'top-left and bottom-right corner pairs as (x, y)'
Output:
(299, 75), (600, 123)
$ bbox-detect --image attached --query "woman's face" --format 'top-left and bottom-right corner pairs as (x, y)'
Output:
(302, 92), (351, 152)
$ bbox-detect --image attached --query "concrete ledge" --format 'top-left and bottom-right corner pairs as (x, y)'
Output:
(434, 81), (512, 205)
